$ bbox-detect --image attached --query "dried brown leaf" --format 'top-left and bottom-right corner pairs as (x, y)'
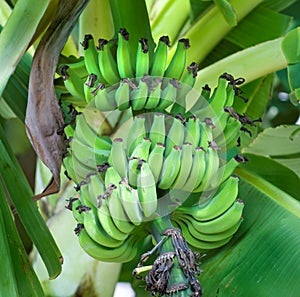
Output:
(25, 0), (90, 200)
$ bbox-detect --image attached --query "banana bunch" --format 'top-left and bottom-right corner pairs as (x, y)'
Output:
(59, 29), (197, 112)
(59, 29), (258, 269)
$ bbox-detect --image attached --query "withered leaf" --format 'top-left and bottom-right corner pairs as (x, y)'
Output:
(25, 0), (90, 200)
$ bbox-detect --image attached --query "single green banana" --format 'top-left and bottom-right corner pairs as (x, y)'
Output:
(172, 142), (193, 189)
(69, 154), (95, 183)
(63, 124), (75, 139)
(170, 62), (198, 115)
(144, 78), (162, 109)
(179, 176), (239, 221)
(182, 146), (206, 192)
(158, 145), (182, 190)
(211, 110), (230, 140)
(148, 142), (165, 183)
(87, 172), (106, 207)
(114, 78), (131, 111)
(165, 116), (185, 156)
(97, 198), (129, 241)
(97, 38), (120, 86)
(137, 162), (158, 218)
(62, 154), (78, 182)
(184, 116), (201, 151)
(84, 73), (98, 103)
(164, 38), (190, 80)
(82, 204), (124, 248)
(64, 58), (87, 78)
(107, 184), (135, 234)
(209, 154), (248, 189)
(70, 138), (110, 170)
(150, 35), (170, 77)
(186, 199), (244, 234)
(136, 38), (149, 78)
(81, 34), (103, 81)
(94, 83), (117, 111)
(126, 115), (146, 156)
(193, 143), (220, 193)
(108, 138), (128, 179)
(198, 119), (214, 150)
(131, 75), (150, 111)
(156, 78), (179, 111)
(60, 65), (86, 103)
(69, 198), (85, 224)
(148, 113), (166, 149)
(78, 228), (138, 262)
(119, 178), (144, 225)
(117, 28), (134, 79)
(128, 137), (152, 188)
(188, 84), (211, 117)
(74, 113), (112, 151)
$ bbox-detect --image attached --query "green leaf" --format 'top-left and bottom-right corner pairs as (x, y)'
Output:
(242, 153), (300, 200)
(226, 6), (291, 48)
(0, 181), (44, 297)
(243, 125), (300, 156)
(281, 27), (300, 64)
(0, 126), (62, 279)
(0, 205), (19, 297)
(189, 0), (211, 22)
(0, 0), (50, 96)
(262, 0), (299, 12)
(200, 172), (300, 296)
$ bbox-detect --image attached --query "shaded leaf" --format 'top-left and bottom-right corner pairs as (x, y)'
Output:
(189, 0), (211, 22)
(25, 0), (90, 199)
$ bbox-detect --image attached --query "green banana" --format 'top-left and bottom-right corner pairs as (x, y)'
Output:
(144, 78), (162, 109)
(148, 142), (165, 183)
(74, 113), (112, 151)
(81, 34), (103, 81)
(60, 65), (86, 104)
(115, 78), (131, 111)
(178, 176), (239, 221)
(126, 115), (146, 156)
(108, 138), (128, 179)
(172, 142), (193, 189)
(84, 73), (98, 103)
(117, 28), (134, 79)
(170, 62), (198, 115)
(198, 119), (214, 150)
(158, 145), (182, 190)
(64, 58), (87, 78)
(193, 143), (220, 193)
(148, 113), (166, 149)
(184, 199), (244, 234)
(164, 38), (190, 80)
(156, 78), (179, 111)
(150, 35), (170, 77)
(68, 198), (85, 224)
(69, 154), (95, 183)
(174, 216), (242, 243)
(188, 84), (211, 116)
(128, 137), (151, 188)
(119, 178), (144, 225)
(165, 116), (185, 156)
(70, 137), (110, 170)
(209, 154), (248, 189)
(87, 172), (106, 207)
(137, 162), (158, 218)
(178, 224), (234, 251)
(78, 228), (139, 262)
(97, 38), (120, 86)
(82, 204), (124, 248)
(62, 154), (78, 182)
(97, 198), (129, 241)
(131, 75), (149, 111)
(136, 38), (149, 78)
(94, 83), (117, 111)
(182, 146), (206, 192)
(184, 116), (201, 151)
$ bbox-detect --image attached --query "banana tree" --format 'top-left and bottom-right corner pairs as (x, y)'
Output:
(0, 0), (299, 296)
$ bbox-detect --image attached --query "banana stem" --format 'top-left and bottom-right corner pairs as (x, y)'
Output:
(195, 37), (287, 89)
